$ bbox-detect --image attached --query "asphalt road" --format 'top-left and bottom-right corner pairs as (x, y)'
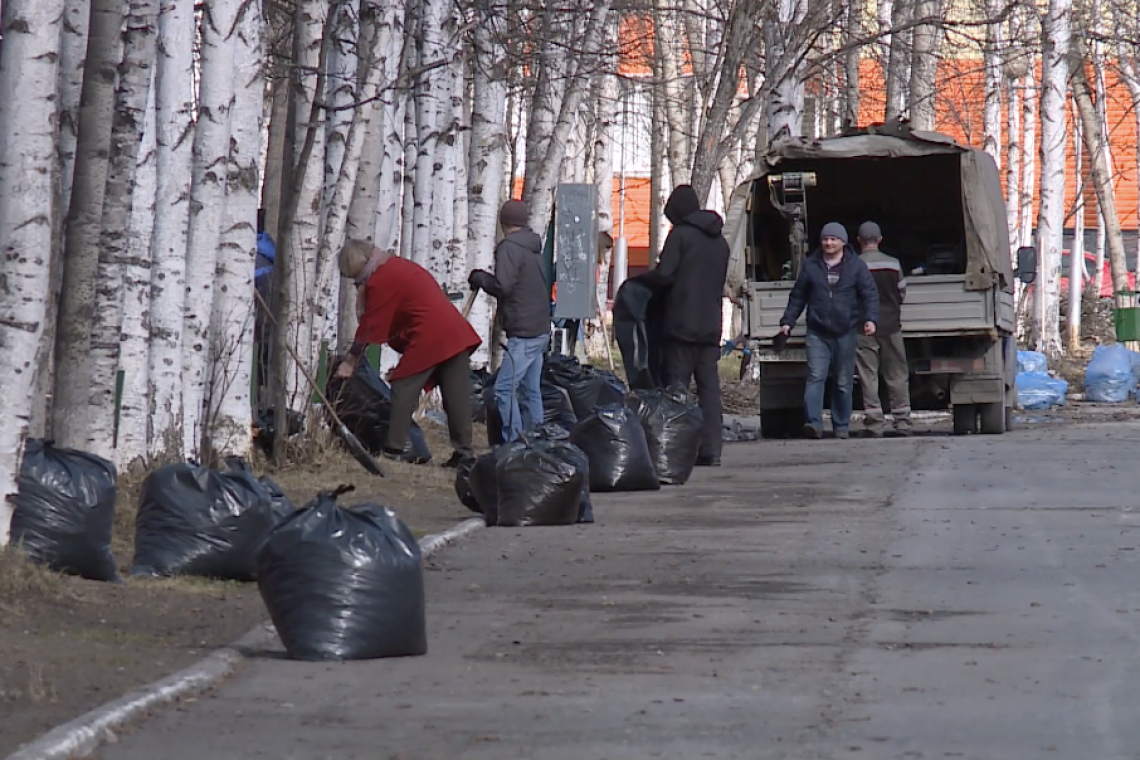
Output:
(98, 421), (1140, 760)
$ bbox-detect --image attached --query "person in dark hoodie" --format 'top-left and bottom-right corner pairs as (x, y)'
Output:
(468, 199), (551, 442)
(779, 222), (880, 440)
(639, 184), (731, 466)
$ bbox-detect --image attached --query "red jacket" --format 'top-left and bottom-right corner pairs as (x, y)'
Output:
(355, 257), (481, 383)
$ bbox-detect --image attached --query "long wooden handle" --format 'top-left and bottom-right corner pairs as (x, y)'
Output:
(461, 288), (478, 319)
(253, 289), (352, 432)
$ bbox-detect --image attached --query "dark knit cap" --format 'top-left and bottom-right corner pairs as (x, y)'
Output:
(500, 199), (530, 228)
(820, 221), (849, 244)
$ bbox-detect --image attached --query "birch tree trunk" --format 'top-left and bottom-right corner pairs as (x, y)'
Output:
(400, 87), (417, 260)
(52, 0), (122, 447)
(207, 0), (265, 459)
(1092, 32), (1112, 296)
(118, 78), (157, 472)
(1068, 103), (1083, 350)
(148, 0), (196, 460)
(324, 0), (359, 216)
(428, 42), (460, 285)
(1004, 77), (1020, 247)
(449, 55), (471, 296)
(0, 0), (66, 541)
(467, 1), (509, 368)
(411, 0), (447, 269)
(1018, 67), (1037, 249)
(1033, 0), (1070, 356)
(279, 0), (328, 410)
(764, 0), (807, 143)
(885, 0), (912, 121)
(982, 0), (1003, 165)
(842, 0), (862, 129)
(182, 0), (240, 458)
(587, 70), (618, 359)
(877, 0), (893, 84)
(659, 9), (692, 188)
(87, 0), (159, 461)
(524, 0), (614, 246)
(908, 0), (944, 132)
(1070, 37), (1130, 306)
(1117, 45), (1140, 279)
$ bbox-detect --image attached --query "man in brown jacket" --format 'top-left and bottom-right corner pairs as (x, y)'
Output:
(854, 221), (911, 437)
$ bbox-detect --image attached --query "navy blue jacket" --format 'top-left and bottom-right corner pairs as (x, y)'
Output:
(779, 247), (880, 337)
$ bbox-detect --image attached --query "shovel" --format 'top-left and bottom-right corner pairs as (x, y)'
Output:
(254, 289), (384, 477)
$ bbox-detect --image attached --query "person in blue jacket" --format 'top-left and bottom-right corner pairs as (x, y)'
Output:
(779, 222), (879, 440)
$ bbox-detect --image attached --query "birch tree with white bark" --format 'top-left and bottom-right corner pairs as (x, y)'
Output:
(148, 0), (196, 460)
(0, 0), (67, 544)
(466, 0), (509, 367)
(1033, 0), (1070, 356)
(182, 0), (241, 458)
(206, 0), (266, 459)
(87, 0), (160, 461)
(52, 0), (123, 448)
(1113, 0), (1140, 277)
(982, 0), (1004, 165)
(907, 0), (944, 131)
(765, 0), (808, 142)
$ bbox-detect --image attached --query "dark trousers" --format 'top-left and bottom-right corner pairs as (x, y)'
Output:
(388, 351), (473, 457)
(663, 342), (722, 461)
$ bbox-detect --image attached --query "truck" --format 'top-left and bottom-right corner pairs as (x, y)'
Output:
(723, 125), (1033, 438)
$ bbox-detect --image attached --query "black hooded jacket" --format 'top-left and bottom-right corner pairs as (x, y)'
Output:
(640, 185), (730, 345)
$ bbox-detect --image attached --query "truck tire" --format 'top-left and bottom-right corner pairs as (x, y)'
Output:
(760, 408), (803, 439)
(1005, 406), (1014, 432)
(952, 404), (977, 436)
(979, 401), (1005, 435)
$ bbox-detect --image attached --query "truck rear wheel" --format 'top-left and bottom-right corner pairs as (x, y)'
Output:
(979, 402), (1005, 435)
(952, 404), (977, 436)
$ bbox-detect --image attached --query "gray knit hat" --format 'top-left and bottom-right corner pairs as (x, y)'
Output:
(820, 222), (848, 244)
(499, 199), (529, 228)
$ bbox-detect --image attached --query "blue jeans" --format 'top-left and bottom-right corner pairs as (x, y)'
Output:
(804, 330), (857, 432)
(495, 334), (549, 442)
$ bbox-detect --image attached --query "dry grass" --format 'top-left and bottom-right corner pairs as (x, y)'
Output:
(0, 548), (67, 608)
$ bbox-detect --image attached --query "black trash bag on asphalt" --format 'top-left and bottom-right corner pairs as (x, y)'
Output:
(482, 372), (577, 448)
(542, 355), (627, 419)
(11, 439), (119, 582)
(325, 357), (432, 463)
(131, 460), (279, 581)
(495, 439), (586, 527)
(628, 386), (705, 485)
(256, 486), (427, 661)
(468, 452), (501, 525)
(523, 424), (593, 523)
(570, 403), (660, 493)
(454, 456), (482, 514)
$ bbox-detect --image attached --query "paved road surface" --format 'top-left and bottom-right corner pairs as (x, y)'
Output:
(98, 422), (1140, 760)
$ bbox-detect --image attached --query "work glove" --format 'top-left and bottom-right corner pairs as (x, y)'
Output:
(468, 269), (493, 292)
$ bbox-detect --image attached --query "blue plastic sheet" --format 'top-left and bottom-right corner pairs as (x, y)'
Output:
(1016, 372), (1068, 410)
(1017, 350), (1048, 374)
(1083, 344), (1140, 404)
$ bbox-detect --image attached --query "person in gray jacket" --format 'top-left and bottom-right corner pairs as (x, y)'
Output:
(468, 199), (551, 442)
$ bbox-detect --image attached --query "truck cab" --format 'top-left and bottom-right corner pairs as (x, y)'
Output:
(724, 126), (1019, 438)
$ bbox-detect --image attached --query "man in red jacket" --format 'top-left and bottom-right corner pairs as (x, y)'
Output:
(335, 240), (481, 467)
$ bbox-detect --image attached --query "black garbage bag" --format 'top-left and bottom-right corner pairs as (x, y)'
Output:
(495, 438), (586, 527)
(454, 456), (482, 514)
(722, 420), (760, 442)
(543, 355), (627, 419)
(613, 276), (665, 391)
(325, 357), (432, 463)
(252, 408), (304, 457)
(482, 372), (577, 447)
(10, 439), (119, 582)
(523, 424), (593, 523)
(258, 475), (295, 521)
(131, 460), (280, 581)
(570, 403), (660, 493)
(256, 486), (427, 661)
(629, 386), (705, 485)
(469, 452), (500, 525)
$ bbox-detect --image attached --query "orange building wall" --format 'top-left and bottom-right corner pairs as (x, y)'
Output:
(857, 58), (1140, 231)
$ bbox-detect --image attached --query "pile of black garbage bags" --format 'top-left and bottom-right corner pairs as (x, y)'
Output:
(458, 355), (706, 527)
(9, 442), (426, 663)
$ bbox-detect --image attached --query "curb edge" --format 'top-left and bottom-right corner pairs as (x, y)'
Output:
(4, 515), (486, 760)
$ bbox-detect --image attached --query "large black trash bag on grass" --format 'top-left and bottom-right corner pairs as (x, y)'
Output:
(131, 460), (279, 581)
(481, 372), (577, 447)
(628, 386), (704, 485)
(570, 403), (660, 493)
(325, 357), (432, 463)
(543, 355), (627, 419)
(256, 486), (427, 661)
(11, 439), (119, 582)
